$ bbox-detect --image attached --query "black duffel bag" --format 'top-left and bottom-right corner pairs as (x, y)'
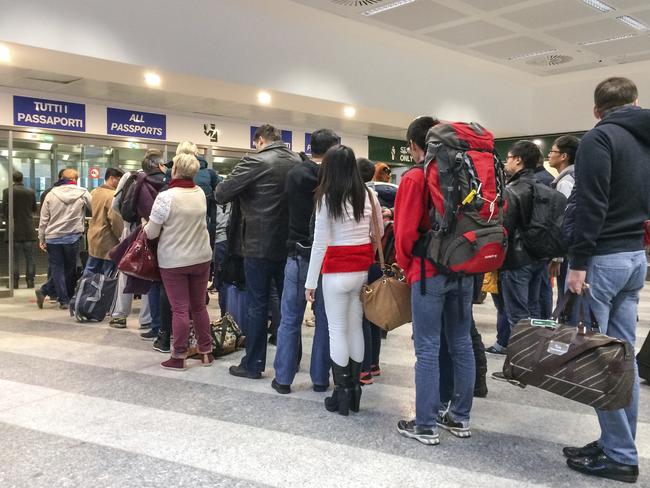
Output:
(502, 293), (636, 411)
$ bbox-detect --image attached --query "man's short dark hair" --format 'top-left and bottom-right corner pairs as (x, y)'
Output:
(356, 158), (375, 183)
(105, 167), (125, 180)
(254, 124), (282, 143)
(406, 116), (440, 151)
(594, 77), (638, 114)
(509, 140), (542, 170)
(12, 171), (23, 183)
(311, 129), (339, 157)
(554, 135), (580, 165)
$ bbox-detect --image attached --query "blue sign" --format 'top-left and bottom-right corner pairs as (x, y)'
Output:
(14, 96), (85, 132)
(250, 126), (293, 150)
(305, 133), (311, 155)
(107, 107), (166, 140)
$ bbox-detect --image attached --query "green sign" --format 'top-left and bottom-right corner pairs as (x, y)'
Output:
(368, 136), (413, 165)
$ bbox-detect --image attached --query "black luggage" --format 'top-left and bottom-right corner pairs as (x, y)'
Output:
(638, 333), (650, 383)
(70, 272), (119, 322)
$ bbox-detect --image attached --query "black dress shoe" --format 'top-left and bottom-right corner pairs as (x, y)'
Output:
(563, 440), (602, 458)
(271, 378), (290, 394)
(567, 453), (639, 483)
(313, 384), (328, 392)
(228, 364), (261, 379)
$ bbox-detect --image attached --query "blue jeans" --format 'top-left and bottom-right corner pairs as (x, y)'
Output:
(148, 281), (162, 333)
(43, 240), (79, 305)
(412, 275), (475, 427)
(83, 256), (116, 277)
(362, 263), (384, 372)
(243, 257), (286, 374)
(491, 288), (510, 348)
(501, 261), (546, 345)
(273, 255), (330, 386)
(585, 250), (646, 466)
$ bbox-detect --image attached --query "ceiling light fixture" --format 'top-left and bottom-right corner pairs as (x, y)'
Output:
(343, 106), (357, 118)
(617, 15), (650, 32)
(581, 34), (635, 45)
(361, 0), (416, 16)
(581, 0), (615, 13)
(62, 154), (70, 161)
(533, 139), (543, 146)
(257, 91), (272, 105)
(507, 49), (558, 61)
(144, 72), (161, 87)
(0, 44), (10, 63)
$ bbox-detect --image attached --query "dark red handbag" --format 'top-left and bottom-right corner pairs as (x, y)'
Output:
(118, 228), (161, 281)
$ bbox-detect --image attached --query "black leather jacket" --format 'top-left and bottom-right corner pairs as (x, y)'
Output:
(502, 168), (537, 270)
(215, 141), (300, 260)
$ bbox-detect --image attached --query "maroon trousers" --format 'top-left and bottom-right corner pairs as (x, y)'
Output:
(160, 261), (211, 358)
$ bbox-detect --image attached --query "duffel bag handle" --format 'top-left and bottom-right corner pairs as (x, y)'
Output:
(552, 291), (599, 334)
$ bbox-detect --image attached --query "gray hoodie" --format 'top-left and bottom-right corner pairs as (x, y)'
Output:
(38, 184), (92, 243)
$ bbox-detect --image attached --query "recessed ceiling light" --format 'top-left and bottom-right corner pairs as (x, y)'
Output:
(361, 0), (416, 16)
(617, 15), (649, 32)
(581, 34), (635, 46)
(257, 91), (272, 105)
(533, 139), (543, 146)
(508, 49), (558, 61)
(144, 72), (161, 87)
(62, 154), (70, 161)
(581, 0), (615, 13)
(0, 44), (10, 63)
(343, 106), (356, 118)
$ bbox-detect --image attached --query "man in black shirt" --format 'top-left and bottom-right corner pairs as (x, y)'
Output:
(271, 129), (338, 394)
(564, 77), (649, 484)
(2, 171), (37, 288)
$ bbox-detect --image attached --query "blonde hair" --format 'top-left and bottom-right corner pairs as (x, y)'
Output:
(172, 153), (200, 179)
(176, 141), (198, 156)
(61, 168), (79, 180)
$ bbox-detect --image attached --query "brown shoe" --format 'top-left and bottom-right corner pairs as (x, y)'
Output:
(201, 353), (215, 367)
(161, 357), (186, 370)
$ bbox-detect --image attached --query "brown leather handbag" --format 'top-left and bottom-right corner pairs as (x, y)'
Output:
(502, 293), (636, 410)
(118, 228), (161, 282)
(360, 189), (412, 331)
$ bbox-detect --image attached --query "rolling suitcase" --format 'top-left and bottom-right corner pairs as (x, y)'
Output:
(638, 334), (650, 383)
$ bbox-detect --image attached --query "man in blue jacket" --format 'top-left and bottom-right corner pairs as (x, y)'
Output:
(564, 77), (650, 483)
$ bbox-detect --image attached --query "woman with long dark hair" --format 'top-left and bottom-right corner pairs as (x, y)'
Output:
(305, 145), (383, 415)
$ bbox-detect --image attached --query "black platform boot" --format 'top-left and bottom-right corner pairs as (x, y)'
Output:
(324, 361), (351, 416)
(348, 359), (362, 413)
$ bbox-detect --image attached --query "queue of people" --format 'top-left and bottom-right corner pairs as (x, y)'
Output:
(6, 75), (647, 484)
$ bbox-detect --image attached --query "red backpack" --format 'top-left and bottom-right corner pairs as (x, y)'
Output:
(414, 122), (508, 277)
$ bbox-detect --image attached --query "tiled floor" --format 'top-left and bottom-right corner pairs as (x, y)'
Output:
(0, 286), (648, 487)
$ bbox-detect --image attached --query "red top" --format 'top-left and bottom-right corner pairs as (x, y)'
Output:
(393, 165), (437, 284)
(322, 243), (374, 274)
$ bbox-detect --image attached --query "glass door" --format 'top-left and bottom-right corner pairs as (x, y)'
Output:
(0, 131), (12, 295)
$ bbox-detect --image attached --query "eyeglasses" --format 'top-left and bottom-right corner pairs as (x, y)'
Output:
(506, 155), (517, 160)
(382, 167), (392, 175)
(548, 150), (562, 155)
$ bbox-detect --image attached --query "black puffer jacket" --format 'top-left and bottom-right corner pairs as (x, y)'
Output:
(215, 141), (300, 260)
(502, 168), (537, 270)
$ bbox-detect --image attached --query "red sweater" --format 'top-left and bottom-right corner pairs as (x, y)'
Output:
(393, 165), (438, 284)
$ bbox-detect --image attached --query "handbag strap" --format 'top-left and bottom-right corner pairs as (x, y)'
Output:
(366, 187), (385, 269)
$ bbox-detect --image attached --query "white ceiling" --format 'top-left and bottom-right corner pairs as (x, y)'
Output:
(292, 0), (650, 76)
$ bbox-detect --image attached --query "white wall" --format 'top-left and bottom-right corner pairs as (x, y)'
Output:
(0, 87), (368, 156)
(0, 0), (535, 136)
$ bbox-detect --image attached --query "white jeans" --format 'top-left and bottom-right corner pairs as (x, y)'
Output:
(322, 271), (366, 366)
